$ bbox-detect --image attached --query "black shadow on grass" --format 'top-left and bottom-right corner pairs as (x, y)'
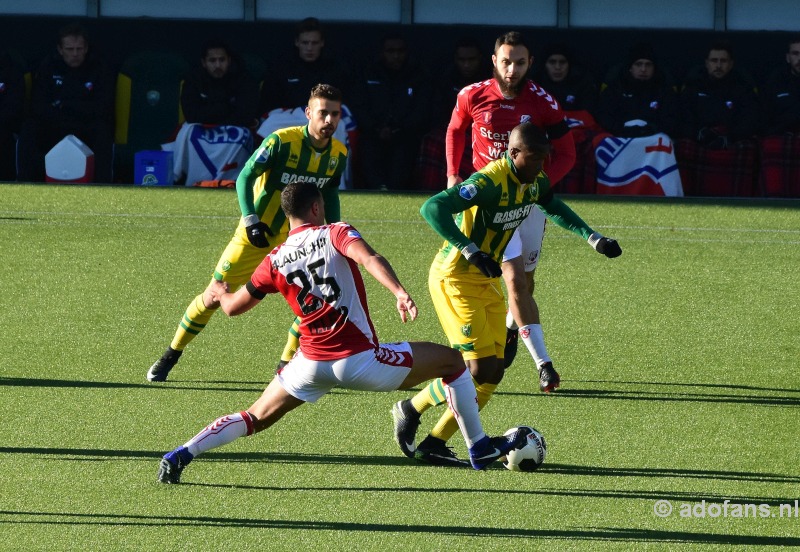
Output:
(0, 447), (163, 459)
(1, 377), (154, 389)
(2, 511), (799, 546)
(0, 377), (264, 393)
(188, 481), (798, 508)
(542, 463), (800, 484)
(0, 447), (409, 468)
(496, 380), (800, 407)
(2, 447), (797, 484)
(577, 380), (800, 395)
(542, 388), (800, 407)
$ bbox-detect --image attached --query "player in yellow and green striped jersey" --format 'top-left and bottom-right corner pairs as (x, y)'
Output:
(391, 122), (622, 466)
(147, 84), (347, 382)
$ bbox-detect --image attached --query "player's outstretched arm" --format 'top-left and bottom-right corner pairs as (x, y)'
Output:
(538, 193), (622, 258)
(213, 281), (263, 316)
(536, 191), (593, 239)
(345, 239), (417, 322)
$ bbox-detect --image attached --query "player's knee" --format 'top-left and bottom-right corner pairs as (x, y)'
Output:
(442, 348), (467, 375)
(469, 357), (503, 385)
(474, 366), (504, 385)
(247, 411), (268, 433)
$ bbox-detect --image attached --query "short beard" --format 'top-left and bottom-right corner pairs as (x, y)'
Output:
(493, 66), (527, 97)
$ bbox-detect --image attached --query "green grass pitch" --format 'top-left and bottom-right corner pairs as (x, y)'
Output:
(1, 183), (798, 550)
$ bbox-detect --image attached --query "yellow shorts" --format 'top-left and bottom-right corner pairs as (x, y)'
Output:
(428, 273), (506, 361)
(212, 230), (288, 290)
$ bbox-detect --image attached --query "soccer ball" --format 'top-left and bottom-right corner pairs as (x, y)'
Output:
(503, 426), (547, 472)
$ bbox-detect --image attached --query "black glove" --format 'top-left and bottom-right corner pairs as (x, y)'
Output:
(588, 232), (622, 258)
(468, 251), (503, 277)
(462, 244), (502, 278)
(245, 221), (273, 248)
(596, 237), (622, 258)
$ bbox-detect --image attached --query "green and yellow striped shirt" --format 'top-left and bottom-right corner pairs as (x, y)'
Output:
(234, 125), (347, 242)
(423, 151), (593, 281)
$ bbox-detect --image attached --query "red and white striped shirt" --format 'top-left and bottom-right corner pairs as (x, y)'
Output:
(250, 222), (378, 361)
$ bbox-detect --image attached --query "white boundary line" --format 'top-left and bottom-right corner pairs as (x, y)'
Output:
(1, 211), (799, 236)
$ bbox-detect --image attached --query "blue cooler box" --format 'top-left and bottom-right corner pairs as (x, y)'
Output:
(134, 150), (174, 186)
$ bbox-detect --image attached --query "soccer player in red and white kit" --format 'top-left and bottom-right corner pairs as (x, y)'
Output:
(156, 181), (527, 483)
(447, 31), (577, 392)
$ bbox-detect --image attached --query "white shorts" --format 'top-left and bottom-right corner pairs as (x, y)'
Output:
(277, 343), (413, 403)
(502, 206), (546, 272)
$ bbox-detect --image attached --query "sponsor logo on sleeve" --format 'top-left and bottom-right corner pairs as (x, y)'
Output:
(255, 146), (269, 164)
(459, 183), (478, 200)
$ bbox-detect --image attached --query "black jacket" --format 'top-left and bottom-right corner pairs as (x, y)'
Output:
(260, 54), (351, 113)
(534, 66), (598, 115)
(30, 51), (114, 130)
(678, 70), (761, 142)
(762, 67), (800, 135)
(597, 68), (677, 137)
(0, 52), (25, 132)
(181, 62), (259, 127)
(352, 57), (431, 137)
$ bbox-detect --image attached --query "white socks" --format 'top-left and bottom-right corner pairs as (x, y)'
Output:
(443, 369), (485, 447)
(518, 323), (551, 368)
(184, 411), (254, 458)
